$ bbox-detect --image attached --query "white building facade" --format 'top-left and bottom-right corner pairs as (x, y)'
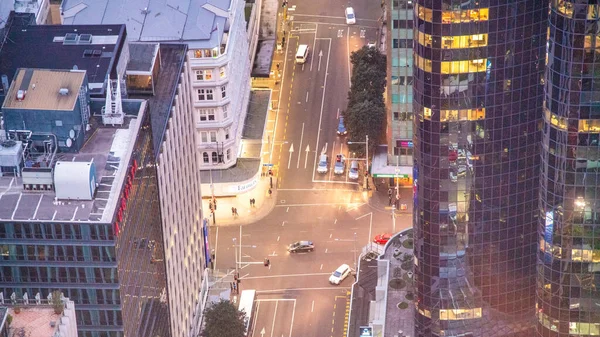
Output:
(189, 0), (251, 170)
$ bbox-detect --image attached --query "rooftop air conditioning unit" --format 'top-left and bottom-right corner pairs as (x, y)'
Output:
(59, 88), (69, 95)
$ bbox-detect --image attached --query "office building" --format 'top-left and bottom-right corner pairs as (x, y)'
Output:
(537, 1), (600, 335)
(383, 0), (414, 185)
(60, 0), (254, 170)
(412, 1), (547, 336)
(0, 68), (171, 337)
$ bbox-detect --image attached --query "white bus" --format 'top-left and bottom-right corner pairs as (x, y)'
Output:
(238, 289), (256, 336)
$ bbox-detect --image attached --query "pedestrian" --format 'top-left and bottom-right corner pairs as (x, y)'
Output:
(268, 188), (272, 196)
(388, 188), (392, 196)
(234, 208), (239, 216)
(253, 198), (256, 207)
(231, 207), (235, 216)
(250, 198), (253, 208)
(388, 195), (392, 206)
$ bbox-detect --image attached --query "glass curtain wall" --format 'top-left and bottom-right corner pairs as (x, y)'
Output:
(413, 1), (547, 336)
(537, 1), (600, 336)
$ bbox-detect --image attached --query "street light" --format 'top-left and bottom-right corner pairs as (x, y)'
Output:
(348, 135), (369, 190)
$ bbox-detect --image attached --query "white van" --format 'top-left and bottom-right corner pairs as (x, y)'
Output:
(295, 44), (309, 64)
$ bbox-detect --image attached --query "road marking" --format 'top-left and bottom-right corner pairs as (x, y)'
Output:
(294, 20), (378, 28)
(255, 299), (296, 302)
(276, 203), (357, 207)
(287, 143), (294, 169)
(289, 298), (296, 337)
(297, 123), (304, 168)
(276, 188), (357, 191)
(360, 29), (365, 38)
(325, 248), (328, 253)
(304, 144), (310, 169)
(252, 301), (261, 337)
(256, 287), (351, 293)
(334, 219), (337, 224)
(277, 236), (280, 242)
(347, 26), (351, 86)
(269, 30), (291, 164)
(305, 91), (309, 102)
(320, 264), (323, 270)
(282, 221), (286, 226)
(310, 24), (318, 71)
(318, 50), (323, 71)
(311, 300), (315, 312)
(311, 38), (332, 182)
(286, 207), (289, 212)
(242, 272), (331, 280)
(329, 233), (332, 239)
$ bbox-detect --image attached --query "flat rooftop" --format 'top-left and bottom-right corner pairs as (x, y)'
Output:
(0, 12), (125, 96)
(60, 0), (231, 49)
(127, 43), (159, 72)
(7, 306), (61, 337)
(2, 68), (86, 111)
(0, 112), (143, 223)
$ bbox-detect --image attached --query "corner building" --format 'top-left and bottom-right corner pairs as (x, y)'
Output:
(537, 1), (600, 336)
(413, 1), (547, 336)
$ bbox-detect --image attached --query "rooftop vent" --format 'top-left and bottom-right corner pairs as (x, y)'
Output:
(79, 34), (92, 44)
(16, 89), (26, 101)
(58, 88), (69, 96)
(49, 321), (56, 328)
(63, 33), (78, 45)
(83, 49), (93, 57)
(1, 140), (16, 148)
(92, 50), (102, 57)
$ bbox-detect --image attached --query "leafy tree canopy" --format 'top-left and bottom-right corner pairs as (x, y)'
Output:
(343, 100), (385, 155)
(201, 300), (246, 337)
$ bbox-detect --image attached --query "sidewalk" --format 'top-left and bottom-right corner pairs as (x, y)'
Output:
(202, 175), (278, 227)
(367, 178), (413, 215)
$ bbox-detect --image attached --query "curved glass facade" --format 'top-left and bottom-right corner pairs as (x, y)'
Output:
(412, 1), (547, 336)
(537, 1), (600, 336)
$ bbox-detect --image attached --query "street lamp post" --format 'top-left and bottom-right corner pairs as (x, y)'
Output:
(348, 134), (369, 190)
(232, 238), (238, 276)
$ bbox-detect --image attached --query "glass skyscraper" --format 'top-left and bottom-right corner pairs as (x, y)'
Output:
(412, 1), (547, 336)
(537, 1), (600, 336)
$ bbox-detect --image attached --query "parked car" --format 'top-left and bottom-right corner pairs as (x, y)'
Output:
(329, 264), (352, 285)
(373, 233), (392, 245)
(288, 241), (315, 253)
(317, 154), (329, 174)
(337, 117), (347, 135)
(334, 154), (346, 175)
(345, 7), (356, 24)
(348, 161), (359, 180)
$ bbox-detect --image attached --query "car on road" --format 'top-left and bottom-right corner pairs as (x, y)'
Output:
(288, 241), (315, 253)
(329, 264), (352, 285)
(334, 154), (346, 175)
(337, 117), (347, 136)
(348, 161), (359, 180)
(317, 154), (329, 174)
(373, 233), (392, 245)
(345, 7), (356, 25)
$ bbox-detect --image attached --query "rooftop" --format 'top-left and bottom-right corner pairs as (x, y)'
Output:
(127, 43), (159, 72)
(2, 68), (86, 111)
(60, 0), (232, 49)
(7, 306), (61, 337)
(0, 12), (126, 97)
(0, 106), (145, 223)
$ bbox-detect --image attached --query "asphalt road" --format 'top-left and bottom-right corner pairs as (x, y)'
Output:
(210, 1), (392, 336)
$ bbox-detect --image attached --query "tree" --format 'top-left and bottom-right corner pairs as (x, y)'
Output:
(201, 300), (246, 337)
(343, 100), (385, 155)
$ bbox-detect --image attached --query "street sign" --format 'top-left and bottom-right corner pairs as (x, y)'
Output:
(359, 326), (372, 337)
(263, 163), (274, 167)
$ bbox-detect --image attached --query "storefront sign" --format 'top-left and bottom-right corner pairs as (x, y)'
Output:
(231, 178), (258, 193)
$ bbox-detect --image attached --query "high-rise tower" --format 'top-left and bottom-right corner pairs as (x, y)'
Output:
(537, 1), (600, 336)
(412, 1), (547, 336)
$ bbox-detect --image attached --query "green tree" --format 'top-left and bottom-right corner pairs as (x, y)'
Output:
(201, 300), (246, 337)
(343, 100), (385, 155)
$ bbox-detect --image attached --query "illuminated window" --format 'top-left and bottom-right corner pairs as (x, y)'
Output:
(552, 0), (574, 17)
(414, 54), (432, 72)
(417, 32), (488, 49)
(439, 308), (482, 320)
(423, 107), (432, 120)
(440, 59), (487, 74)
(416, 4), (489, 23)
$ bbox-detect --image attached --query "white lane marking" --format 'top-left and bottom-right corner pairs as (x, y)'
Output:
(347, 26), (351, 86)
(305, 91), (309, 102)
(32, 194), (43, 219)
(10, 193), (23, 220)
(334, 219), (337, 224)
(256, 299), (296, 302)
(242, 272), (331, 280)
(275, 203), (357, 207)
(311, 38), (332, 182)
(269, 30), (291, 164)
(270, 301), (279, 337)
(310, 24), (318, 71)
(329, 233), (332, 239)
(282, 221), (287, 226)
(311, 300), (315, 312)
(257, 287), (351, 293)
(325, 248), (328, 253)
(289, 299), (296, 337)
(320, 264), (323, 270)
(277, 236), (280, 242)
(251, 301), (261, 337)
(286, 207), (290, 212)
(297, 123), (304, 169)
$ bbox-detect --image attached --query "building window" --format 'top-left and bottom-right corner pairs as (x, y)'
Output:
(223, 104), (229, 119)
(197, 89), (214, 101)
(211, 152), (218, 163)
(393, 39), (412, 49)
(201, 132), (208, 143)
(197, 108), (215, 121)
(194, 49), (213, 58)
(220, 66), (226, 78)
(226, 149), (231, 160)
(221, 85), (227, 98)
(203, 152), (209, 163)
(225, 128), (230, 140)
(210, 131), (217, 142)
(195, 70), (213, 81)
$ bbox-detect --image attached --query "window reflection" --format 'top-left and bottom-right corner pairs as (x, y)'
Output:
(417, 32), (489, 49)
(416, 4), (488, 23)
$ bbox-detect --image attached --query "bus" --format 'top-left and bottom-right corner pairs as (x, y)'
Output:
(238, 289), (256, 336)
